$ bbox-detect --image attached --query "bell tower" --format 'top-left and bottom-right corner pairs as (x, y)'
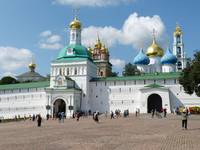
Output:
(173, 24), (185, 71)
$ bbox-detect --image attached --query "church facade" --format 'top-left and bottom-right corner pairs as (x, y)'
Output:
(0, 17), (199, 119)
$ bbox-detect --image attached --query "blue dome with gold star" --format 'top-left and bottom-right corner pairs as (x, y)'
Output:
(161, 48), (177, 64)
(133, 49), (150, 65)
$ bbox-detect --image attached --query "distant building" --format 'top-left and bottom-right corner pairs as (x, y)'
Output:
(17, 62), (45, 82)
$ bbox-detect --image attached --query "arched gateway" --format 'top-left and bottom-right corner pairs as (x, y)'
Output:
(53, 99), (66, 117)
(147, 94), (162, 113)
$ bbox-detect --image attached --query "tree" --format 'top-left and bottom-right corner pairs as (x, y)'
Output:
(179, 51), (200, 96)
(109, 72), (118, 77)
(0, 76), (19, 85)
(122, 63), (140, 76)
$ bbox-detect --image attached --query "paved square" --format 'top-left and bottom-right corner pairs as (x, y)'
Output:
(0, 114), (200, 150)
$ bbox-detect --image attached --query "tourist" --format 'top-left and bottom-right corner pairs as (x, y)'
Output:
(32, 114), (36, 121)
(151, 109), (155, 118)
(61, 112), (65, 123)
(46, 114), (50, 120)
(163, 108), (167, 118)
(181, 108), (188, 130)
(111, 111), (114, 119)
(76, 112), (80, 121)
(93, 111), (99, 123)
(37, 114), (42, 127)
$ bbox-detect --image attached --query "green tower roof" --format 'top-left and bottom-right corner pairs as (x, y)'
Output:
(57, 44), (91, 61)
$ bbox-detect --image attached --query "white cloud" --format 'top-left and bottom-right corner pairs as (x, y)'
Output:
(82, 12), (167, 50)
(0, 47), (33, 71)
(82, 26), (121, 47)
(39, 30), (63, 50)
(40, 30), (52, 37)
(53, 0), (134, 7)
(110, 58), (125, 69)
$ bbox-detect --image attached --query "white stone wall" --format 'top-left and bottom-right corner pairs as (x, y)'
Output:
(89, 78), (200, 114)
(0, 88), (47, 119)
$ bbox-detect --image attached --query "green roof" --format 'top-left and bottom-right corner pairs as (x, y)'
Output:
(90, 72), (181, 82)
(0, 81), (50, 90)
(52, 57), (90, 63)
(57, 44), (91, 60)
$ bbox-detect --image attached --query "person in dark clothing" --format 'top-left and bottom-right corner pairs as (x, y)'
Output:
(151, 109), (155, 118)
(37, 114), (42, 127)
(111, 111), (114, 119)
(163, 108), (167, 118)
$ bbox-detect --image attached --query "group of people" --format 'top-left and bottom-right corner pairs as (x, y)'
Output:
(151, 108), (167, 118)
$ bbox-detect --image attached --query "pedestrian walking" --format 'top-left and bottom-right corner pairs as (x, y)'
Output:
(163, 108), (167, 118)
(111, 111), (114, 119)
(37, 114), (42, 127)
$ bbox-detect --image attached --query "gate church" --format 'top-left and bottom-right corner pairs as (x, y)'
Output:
(0, 17), (199, 119)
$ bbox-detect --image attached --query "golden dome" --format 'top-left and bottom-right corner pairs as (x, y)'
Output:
(29, 63), (36, 72)
(69, 17), (81, 29)
(146, 38), (164, 57)
(101, 45), (108, 53)
(94, 37), (102, 49)
(174, 24), (182, 36)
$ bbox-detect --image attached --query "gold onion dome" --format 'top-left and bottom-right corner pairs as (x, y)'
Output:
(29, 63), (36, 72)
(174, 24), (182, 36)
(101, 45), (107, 53)
(69, 17), (81, 29)
(146, 38), (164, 57)
(95, 37), (102, 49)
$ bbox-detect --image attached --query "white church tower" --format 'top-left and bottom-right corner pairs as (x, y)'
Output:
(173, 24), (185, 71)
(69, 17), (81, 45)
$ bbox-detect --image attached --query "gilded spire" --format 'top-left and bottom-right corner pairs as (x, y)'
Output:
(69, 9), (81, 30)
(174, 23), (182, 36)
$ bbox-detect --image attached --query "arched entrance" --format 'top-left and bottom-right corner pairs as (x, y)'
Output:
(53, 99), (66, 117)
(147, 94), (162, 113)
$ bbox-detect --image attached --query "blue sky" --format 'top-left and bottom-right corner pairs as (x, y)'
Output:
(0, 0), (199, 77)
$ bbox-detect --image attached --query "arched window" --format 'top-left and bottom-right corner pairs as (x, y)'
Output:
(72, 33), (75, 40)
(177, 35), (181, 43)
(67, 68), (69, 75)
(177, 47), (181, 57)
(177, 61), (182, 70)
(74, 68), (77, 75)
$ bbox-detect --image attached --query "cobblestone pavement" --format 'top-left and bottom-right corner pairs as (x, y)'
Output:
(0, 114), (200, 150)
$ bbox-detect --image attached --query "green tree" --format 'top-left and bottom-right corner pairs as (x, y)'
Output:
(109, 72), (118, 77)
(0, 76), (19, 85)
(179, 51), (200, 96)
(122, 63), (140, 76)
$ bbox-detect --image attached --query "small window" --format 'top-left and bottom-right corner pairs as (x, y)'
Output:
(74, 68), (77, 75)
(124, 81), (126, 85)
(144, 80), (146, 84)
(119, 88), (121, 92)
(114, 81), (116, 86)
(96, 82), (97, 86)
(105, 82), (107, 86)
(129, 88), (131, 92)
(67, 68), (69, 75)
